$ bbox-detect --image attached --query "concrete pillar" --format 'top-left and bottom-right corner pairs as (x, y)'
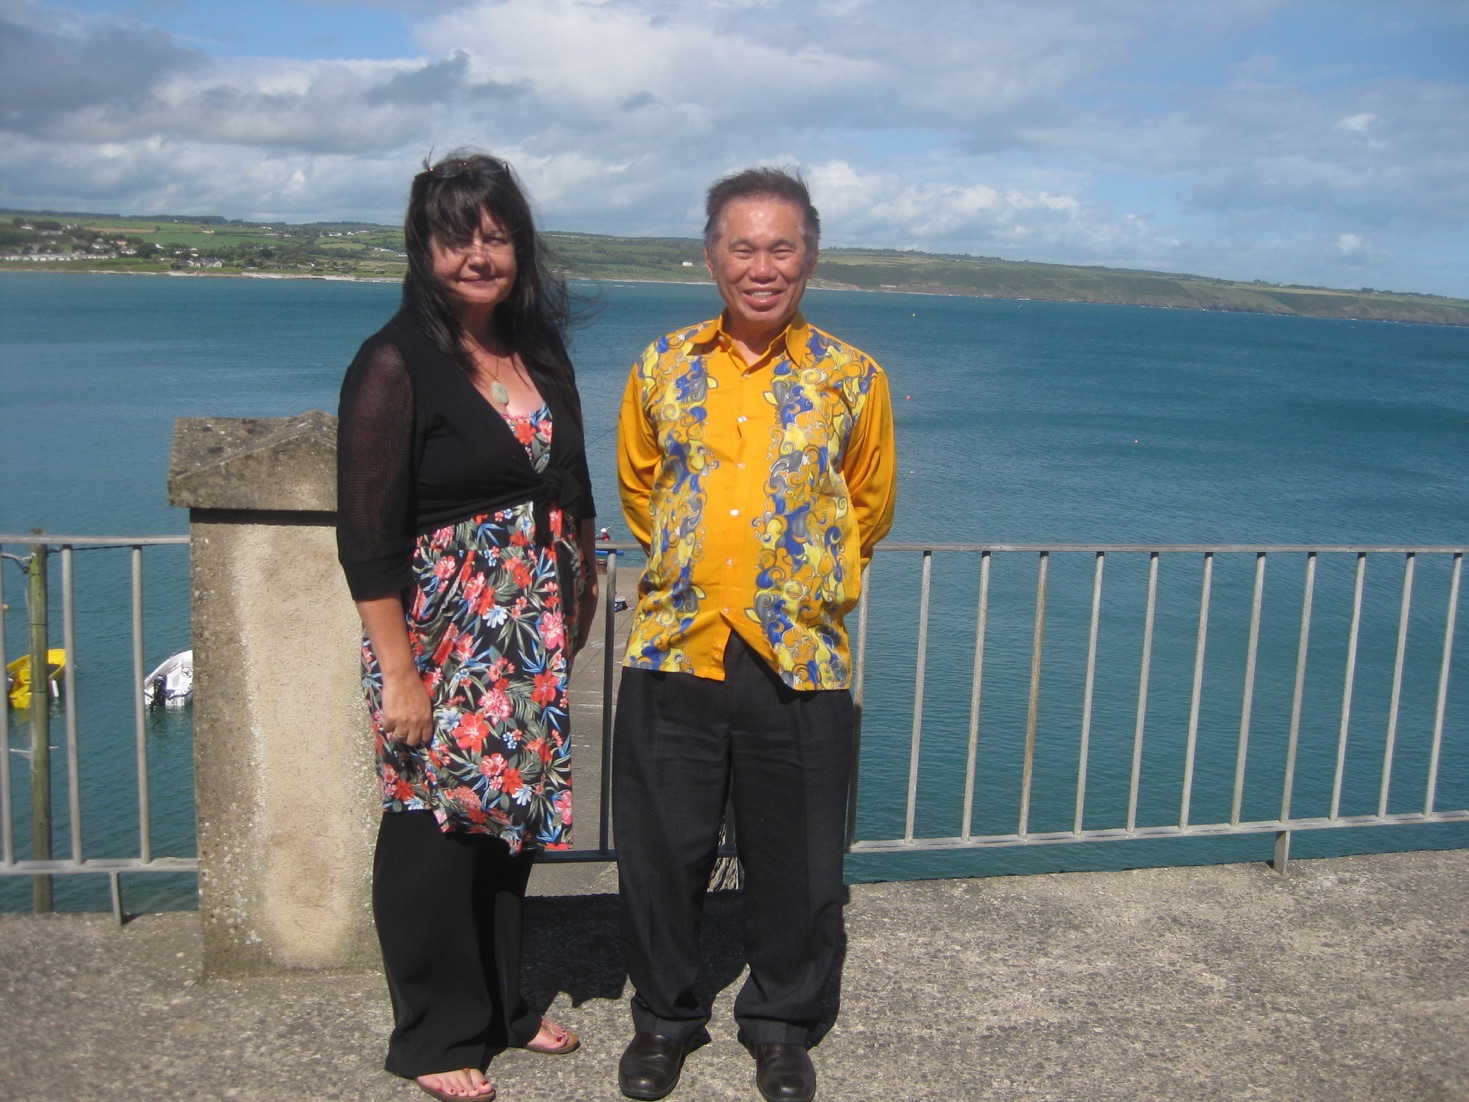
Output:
(169, 412), (379, 977)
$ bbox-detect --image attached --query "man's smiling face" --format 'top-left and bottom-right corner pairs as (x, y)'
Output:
(705, 196), (817, 357)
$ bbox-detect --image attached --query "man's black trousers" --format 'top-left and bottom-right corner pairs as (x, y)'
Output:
(613, 632), (854, 1046)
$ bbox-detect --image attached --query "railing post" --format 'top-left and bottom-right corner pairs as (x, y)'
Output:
(0, 556), (11, 870)
(27, 534), (53, 913)
(1019, 550), (1049, 839)
(169, 413), (378, 975)
(599, 552), (619, 857)
(847, 578), (871, 849)
(1273, 830), (1291, 876)
(904, 550), (934, 843)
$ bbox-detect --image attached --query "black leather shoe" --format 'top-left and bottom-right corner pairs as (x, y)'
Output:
(619, 1032), (687, 1101)
(748, 1042), (816, 1102)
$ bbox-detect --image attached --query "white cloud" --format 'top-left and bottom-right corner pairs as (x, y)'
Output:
(1, 0), (1466, 297)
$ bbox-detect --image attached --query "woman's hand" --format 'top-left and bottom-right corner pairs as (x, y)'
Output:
(379, 668), (434, 747)
(356, 594), (435, 747)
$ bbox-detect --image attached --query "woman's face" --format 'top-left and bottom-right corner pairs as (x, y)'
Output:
(430, 208), (518, 317)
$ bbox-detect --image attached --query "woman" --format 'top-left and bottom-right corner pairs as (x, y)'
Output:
(336, 152), (598, 1102)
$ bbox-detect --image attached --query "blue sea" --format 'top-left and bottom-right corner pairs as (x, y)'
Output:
(2, 271), (1467, 910)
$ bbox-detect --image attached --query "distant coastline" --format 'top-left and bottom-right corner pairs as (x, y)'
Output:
(4, 209), (1467, 326)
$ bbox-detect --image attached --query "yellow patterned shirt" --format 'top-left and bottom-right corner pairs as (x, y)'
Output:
(617, 311), (897, 690)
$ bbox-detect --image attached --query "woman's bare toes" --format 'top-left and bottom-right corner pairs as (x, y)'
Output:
(415, 1068), (495, 1101)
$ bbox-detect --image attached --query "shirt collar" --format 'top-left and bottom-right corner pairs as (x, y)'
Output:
(687, 311), (815, 369)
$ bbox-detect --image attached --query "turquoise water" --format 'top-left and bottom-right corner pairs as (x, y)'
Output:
(2, 272), (1467, 908)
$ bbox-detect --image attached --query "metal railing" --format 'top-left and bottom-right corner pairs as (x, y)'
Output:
(1, 534), (194, 918)
(4, 538), (1465, 918)
(842, 544), (1466, 872)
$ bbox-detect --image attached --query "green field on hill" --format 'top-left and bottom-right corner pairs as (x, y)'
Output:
(5, 210), (1467, 326)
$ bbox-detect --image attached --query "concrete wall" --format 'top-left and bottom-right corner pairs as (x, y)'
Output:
(170, 413), (380, 977)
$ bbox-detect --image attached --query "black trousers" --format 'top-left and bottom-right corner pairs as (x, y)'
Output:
(614, 633), (854, 1046)
(372, 810), (541, 1079)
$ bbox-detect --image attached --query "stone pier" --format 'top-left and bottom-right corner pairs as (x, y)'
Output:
(170, 411), (379, 975)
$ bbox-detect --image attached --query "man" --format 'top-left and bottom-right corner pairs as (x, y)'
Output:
(613, 167), (897, 1102)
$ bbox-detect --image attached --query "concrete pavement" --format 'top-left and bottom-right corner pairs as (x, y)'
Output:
(2, 847), (1466, 1102)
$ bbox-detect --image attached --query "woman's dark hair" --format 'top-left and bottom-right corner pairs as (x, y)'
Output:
(703, 166), (820, 263)
(402, 150), (581, 424)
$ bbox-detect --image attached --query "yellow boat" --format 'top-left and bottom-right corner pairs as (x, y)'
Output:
(6, 649), (67, 709)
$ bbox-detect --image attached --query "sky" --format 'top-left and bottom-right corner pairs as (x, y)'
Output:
(2, 0), (1467, 297)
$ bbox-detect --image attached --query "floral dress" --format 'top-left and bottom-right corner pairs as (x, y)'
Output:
(362, 404), (580, 855)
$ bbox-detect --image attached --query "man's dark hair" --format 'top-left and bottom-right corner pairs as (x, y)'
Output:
(703, 167), (821, 262)
(401, 149), (580, 423)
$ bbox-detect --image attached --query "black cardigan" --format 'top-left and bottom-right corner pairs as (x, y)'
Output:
(336, 309), (595, 601)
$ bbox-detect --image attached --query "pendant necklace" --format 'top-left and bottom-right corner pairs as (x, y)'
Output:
(487, 365), (510, 408)
(477, 344), (512, 407)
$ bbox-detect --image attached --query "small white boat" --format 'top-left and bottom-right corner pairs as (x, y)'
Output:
(143, 649), (193, 708)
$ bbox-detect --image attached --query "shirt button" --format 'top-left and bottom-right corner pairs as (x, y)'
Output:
(725, 558), (735, 566)
(737, 415), (747, 423)
(729, 508), (739, 517)
(737, 462), (746, 470)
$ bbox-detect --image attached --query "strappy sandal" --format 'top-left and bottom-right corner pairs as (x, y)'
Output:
(522, 1017), (581, 1055)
